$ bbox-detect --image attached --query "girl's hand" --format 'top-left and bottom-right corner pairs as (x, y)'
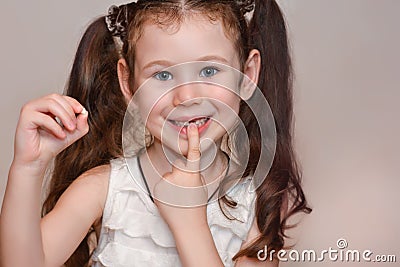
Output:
(154, 123), (208, 232)
(13, 93), (89, 172)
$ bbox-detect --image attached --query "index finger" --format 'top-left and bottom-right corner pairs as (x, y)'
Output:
(186, 123), (200, 171)
(64, 95), (87, 114)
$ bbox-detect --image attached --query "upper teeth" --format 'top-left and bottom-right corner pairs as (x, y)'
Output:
(170, 117), (209, 127)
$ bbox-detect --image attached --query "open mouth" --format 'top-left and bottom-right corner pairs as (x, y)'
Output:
(168, 117), (210, 128)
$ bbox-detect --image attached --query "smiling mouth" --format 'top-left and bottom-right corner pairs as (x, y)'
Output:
(168, 117), (210, 128)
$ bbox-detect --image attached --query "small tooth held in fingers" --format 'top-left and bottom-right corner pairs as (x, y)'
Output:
(81, 107), (88, 115)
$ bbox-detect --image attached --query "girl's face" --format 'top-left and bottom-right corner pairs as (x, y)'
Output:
(125, 15), (257, 157)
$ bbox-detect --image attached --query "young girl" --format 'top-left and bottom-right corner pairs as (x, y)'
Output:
(0, 0), (311, 266)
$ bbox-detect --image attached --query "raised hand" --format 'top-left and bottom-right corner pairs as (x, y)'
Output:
(153, 123), (225, 266)
(13, 93), (89, 172)
(153, 123), (208, 232)
(1, 94), (90, 266)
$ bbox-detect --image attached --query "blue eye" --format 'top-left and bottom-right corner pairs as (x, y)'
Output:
(154, 71), (173, 81)
(200, 67), (219, 78)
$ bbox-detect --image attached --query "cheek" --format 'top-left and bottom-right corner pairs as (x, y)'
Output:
(134, 83), (170, 118)
(210, 89), (241, 113)
(141, 95), (171, 127)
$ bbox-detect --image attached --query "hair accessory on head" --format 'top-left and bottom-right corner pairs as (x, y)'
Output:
(105, 5), (129, 38)
(105, 4), (129, 56)
(235, 0), (255, 24)
(236, 0), (255, 15)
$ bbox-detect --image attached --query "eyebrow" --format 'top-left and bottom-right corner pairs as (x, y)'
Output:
(196, 55), (230, 65)
(142, 60), (173, 72)
(141, 55), (230, 71)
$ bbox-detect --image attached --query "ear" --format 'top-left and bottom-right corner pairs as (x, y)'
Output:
(117, 58), (133, 103)
(240, 49), (261, 100)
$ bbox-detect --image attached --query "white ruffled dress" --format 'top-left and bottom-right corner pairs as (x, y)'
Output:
(91, 156), (256, 267)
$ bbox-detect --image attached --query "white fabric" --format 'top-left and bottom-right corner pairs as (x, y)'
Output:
(92, 156), (256, 267)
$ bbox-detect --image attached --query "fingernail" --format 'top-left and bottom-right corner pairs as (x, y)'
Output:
(189, 123), (197, 131)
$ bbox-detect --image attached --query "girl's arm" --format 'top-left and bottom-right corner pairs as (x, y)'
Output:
(172, 223), (224, 267)
(154, 123), (225, 267)
(0, 94), (107, 266)
(1, 163), (109, 267)
(40, 165), (109, 266)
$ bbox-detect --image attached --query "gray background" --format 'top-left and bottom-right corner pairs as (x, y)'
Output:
(1, 1), (399, 266)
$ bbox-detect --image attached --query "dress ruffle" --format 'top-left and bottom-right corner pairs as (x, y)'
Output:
(92, 156), (256, 267)
(95, 242), (180, 267)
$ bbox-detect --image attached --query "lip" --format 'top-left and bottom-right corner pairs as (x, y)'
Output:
(167, 116), (212, 137)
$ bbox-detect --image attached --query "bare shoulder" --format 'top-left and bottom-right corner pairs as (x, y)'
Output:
(48, 164), (111, 223)
(70, 164), (111, 211)
(75, 164), (111, 188)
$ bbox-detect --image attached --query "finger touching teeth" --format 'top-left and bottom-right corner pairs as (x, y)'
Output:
(169, 117), (209, 128)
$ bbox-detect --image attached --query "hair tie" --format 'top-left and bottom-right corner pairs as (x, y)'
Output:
(236, 0), (255, 15)
(236, 0), (255, 24)
(106, 5), (129, 38)
(105, 4), (129, 56)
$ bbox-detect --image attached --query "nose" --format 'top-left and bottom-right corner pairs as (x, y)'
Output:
(172, 83), (203, 107)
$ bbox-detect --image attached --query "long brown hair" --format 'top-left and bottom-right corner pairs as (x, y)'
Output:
(42, 0), (311, 265)
(42, 15), (126, 267)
